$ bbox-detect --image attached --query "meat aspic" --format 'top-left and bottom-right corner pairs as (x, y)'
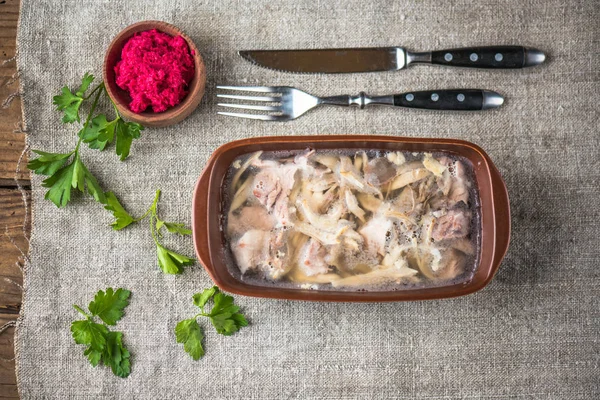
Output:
(224, 149), (480, 291)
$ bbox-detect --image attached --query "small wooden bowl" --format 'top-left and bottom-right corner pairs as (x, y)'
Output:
(103, 20), (206, 128)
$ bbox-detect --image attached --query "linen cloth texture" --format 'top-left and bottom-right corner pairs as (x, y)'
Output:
(15, 0), (599, 398)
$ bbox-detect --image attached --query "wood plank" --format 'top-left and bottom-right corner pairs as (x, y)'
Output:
(0, 189), (28, 316)
(0, 132), (28, 187)
(0, 313), (17, 398)
(0, 189), (27, 319)
(0, 0), (24, 397)
(0, 0), (19, 13)
(0, 0), (27, 188)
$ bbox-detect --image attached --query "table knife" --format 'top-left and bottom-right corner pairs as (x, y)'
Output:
(238, 46), (545, 73)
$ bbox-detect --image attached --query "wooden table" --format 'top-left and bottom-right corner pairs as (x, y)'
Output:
(0, 0), (26, 398)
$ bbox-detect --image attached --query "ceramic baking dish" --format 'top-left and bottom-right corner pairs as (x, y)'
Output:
(192, 135), (510, 301)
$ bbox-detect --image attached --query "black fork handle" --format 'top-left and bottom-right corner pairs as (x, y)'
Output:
(320, 89), (504, 111)
(393, 89), (503, 111)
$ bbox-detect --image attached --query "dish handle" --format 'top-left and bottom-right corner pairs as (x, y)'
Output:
(192, 158), (216, 279)
(489, 161), (511, 273)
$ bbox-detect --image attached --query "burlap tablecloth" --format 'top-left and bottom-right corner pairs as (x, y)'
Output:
(15, 0), (599, 398)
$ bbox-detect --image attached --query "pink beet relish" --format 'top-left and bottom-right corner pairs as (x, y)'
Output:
(114, 29), (195, 113)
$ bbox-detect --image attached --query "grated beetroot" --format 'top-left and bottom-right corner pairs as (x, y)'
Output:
(114, 29), (195, 114)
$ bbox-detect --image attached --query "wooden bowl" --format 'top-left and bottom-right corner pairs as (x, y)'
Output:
(103, 20), (206, 128)
(192, 135), (511, 302)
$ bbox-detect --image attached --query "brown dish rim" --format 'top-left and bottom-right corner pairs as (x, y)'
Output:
(192, 135), (510, 302)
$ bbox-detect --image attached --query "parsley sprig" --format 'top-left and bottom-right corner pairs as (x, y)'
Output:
(175, 287), (248, 360)
(104, 189), (195, 274)
(71, 288), (132, 378)
(28, 73), (143, 208)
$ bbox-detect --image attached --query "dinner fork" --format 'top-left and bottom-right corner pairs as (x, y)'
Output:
(216, 86), (504, 121)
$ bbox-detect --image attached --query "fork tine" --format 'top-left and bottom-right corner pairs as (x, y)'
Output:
(218, 103), (281, 111)
(217, 94), (280, 102)
(217, 112), (284, 121)
(216, 85), (279, 93)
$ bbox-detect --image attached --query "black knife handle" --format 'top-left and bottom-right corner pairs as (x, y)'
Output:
(426, 46), (545, 68)
(392, 89), (503, 111)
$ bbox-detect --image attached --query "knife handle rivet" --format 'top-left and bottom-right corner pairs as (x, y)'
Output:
(444, 53), (453, 62)
(495, 53), (503, 62)
(470, 53), (479, 62)
(406, 93), (414, 102)
(431, 93), (439, 102)
(457, 93), (465, 102)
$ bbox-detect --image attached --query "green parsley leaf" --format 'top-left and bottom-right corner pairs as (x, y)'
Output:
(27, 150), (74, 176)
(88, 288), (131, 326)
(80, 116), (141, 160)
(72, 288), (132, 378)
(192, 286), (218, 310)
(76, 72), (95, 97)
(102, 331), (131, 378)
(175, 318), (205, 360)
(41, 156), (107, 208)
(79, 114), (118, 150)
(42, 160), (76, 207)
(175, 288), (247, 361)
(164, 222), (192, 235)
(72, 157), (106, 204)
(155, 219), (165, 234)
(156, 219), (192, 237)
(53, 73), (94, 123)
(207, 291), (248, 336)
(71, 319), (109, 352)
(115, 120), (143, 161)
(103, 192), (135, 230)
(54, 87), (83, 123)
(156, 244), (195, 274)
(83, 346), (102, 367)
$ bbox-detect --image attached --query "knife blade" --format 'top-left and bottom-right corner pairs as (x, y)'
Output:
(238, 46), (545, 74)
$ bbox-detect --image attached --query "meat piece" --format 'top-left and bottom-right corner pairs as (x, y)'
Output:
(293, 148), (315, 166)
(438, 157), (470, 206)
(388, 168), (431, 191)
(415, 175), (439, 203)
(297, 239), (330, 276)
(231, 230), (269, 274)
(432, 209), (470, 241)
(230, 151), (262, 192)
(272, 196), (293, 228)
(344, 190), (366, 222)
(306, 172), (337, 192)
(356, 193), (382, 213)
(227, 206), (276, 237)
(301, 179), (339, 213)
(252, 169), (281, 209)
(437, 170), (452, 196)
(325, 236), (375, 272)
(230, 229), (290, 279)
(436, 249), (466, 280)
(422, 153), (447, 177)
(264, 229), (290, 278)
(394, 186), (415, 213)
(252, 165), (299, 228)
(386, 151), (406, 166)
(294, 220), (346, 246)
(358, 215), (393, 256)
(331, 263), (418, 288)
(364, 157), (397, 186)
(252, 165), (298, 210)
(449, 161), (469, 205)
(338, 156), (382, 196)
